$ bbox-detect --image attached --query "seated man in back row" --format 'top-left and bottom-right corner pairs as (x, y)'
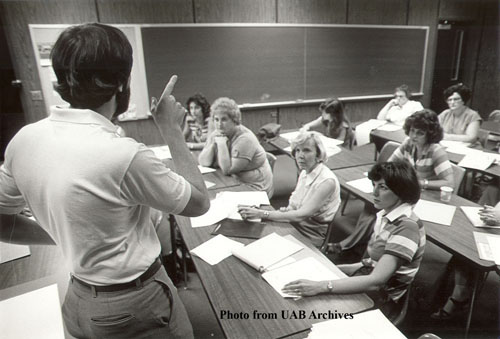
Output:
(0, 23), (209, 338)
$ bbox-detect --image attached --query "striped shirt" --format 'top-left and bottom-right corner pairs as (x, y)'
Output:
(364, 203), (426, 301)
(388, 137), (453, 181)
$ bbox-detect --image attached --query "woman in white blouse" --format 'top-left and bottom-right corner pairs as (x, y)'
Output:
(377, 84), (424, 126)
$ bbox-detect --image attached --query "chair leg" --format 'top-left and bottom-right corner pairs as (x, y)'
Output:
(341, 192), (351, 216)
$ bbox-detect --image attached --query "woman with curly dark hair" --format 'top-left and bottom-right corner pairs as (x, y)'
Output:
(183, 93), (212, 149)
(438, 83), (481, 143)
(388, 109), (455, 190)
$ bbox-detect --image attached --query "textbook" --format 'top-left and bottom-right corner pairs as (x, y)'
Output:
(231, 233), (303, 272)
(212, 219), (265, 239)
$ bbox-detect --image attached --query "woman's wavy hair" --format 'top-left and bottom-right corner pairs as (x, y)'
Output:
(51, 23), (133, 110)
(290, 131), (327, 163)
(403, 109), (443, 144)
(368, 161), (421, 204)
(211, 97), (241, 124)
(186, 93), (211, 120)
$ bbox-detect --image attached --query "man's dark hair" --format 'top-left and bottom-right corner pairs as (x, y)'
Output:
(51, 23), (133, 110)
(368, 161), (421, 204)
(403, 109), (443, 144)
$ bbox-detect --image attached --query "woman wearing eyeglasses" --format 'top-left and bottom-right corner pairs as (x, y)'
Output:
(438, 83), (481, 143)
(377, 84), (423, 126)
(301, 98), (354, 148)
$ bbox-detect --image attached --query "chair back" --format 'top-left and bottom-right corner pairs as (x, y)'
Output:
(320, 218), (337, 254)
(450, 163), (465, 192)
(377, 141), (401, 163)
(392, 286), (411, 326)
(477, 129), (490, 148)
(266, 152), (277, 172)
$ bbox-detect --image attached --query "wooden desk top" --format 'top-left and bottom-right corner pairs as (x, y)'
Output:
(334, 164), (500, 271)
(175, 185), (373, 339)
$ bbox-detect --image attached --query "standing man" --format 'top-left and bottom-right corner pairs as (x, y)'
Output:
(0, 23), (209, 338)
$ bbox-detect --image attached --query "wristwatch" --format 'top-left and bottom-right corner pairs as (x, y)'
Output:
(263, 210), (270, 219)
(326, 280), (334, 293)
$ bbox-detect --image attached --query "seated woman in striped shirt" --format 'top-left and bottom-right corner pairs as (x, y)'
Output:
(327, 109), (454, 259)
(283, 161), (425, 322)
(388, 109), (455, 190)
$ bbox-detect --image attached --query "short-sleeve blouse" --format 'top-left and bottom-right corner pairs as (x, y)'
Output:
(438, 107), (481, 135)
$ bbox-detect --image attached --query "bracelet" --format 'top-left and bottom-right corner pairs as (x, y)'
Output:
(424, 179), (429, 189)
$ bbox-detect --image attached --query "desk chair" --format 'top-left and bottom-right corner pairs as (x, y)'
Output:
(392, 286), (411, 327)
(451, 163), (466, 197)
(477, 129), (490, 148)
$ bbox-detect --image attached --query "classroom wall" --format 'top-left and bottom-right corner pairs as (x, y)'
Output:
(0, 0), (497, 144)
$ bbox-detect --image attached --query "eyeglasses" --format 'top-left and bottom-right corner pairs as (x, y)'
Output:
(447, 97), (462, 102)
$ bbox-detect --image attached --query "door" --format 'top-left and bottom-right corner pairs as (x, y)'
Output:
(0, 17), (24, 162)
(430, 21), (469, 114)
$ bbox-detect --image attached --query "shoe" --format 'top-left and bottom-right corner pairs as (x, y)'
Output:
(430, 297), (469, 320)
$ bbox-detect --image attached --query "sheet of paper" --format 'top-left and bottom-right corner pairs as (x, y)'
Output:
(346, 177), (373, 194)
(190, 234), (244, 265)
(0, 242), (30, 264)
(232, 232), (303, 272)
(355, 119), (387, 146)
(280, 131), (301, 142)
(472, 231), (499, 261)
(149, 145), (172, 160)
(190, 198), (228, 228)
(265, 256), (296, 271)
(307, 309), (407, 339)
(461, 206), (500, 228)
(486, 236), (500, 265)
(458, 153), (494, 171)
(1, 284), (65, 339)
(375, 123), (402, 132)
(204, 181), (216, 189)
(283, 135), (342, 157)
(440, 140), (471, 154)
(262, 257), (340, 298)
(414, 200), (456, 226)
(198, 165), (216, 174)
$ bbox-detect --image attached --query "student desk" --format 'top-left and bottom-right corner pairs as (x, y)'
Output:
(266, 135), (376, 170)
(333, 164), (500, 337)
(174, 184), (374, 339)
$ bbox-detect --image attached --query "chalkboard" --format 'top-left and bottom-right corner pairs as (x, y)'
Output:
(141, 24), (427, 107)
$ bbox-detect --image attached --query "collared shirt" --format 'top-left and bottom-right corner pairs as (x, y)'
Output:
(378, 100), (424, 126)
(389, 137), (453, 182)
(207, 125), (274, 197)
(364, 203), (425, 301)
(0, 105), (191, 285)
(438, 107), (482, 135)
(288, 163), (341, 247)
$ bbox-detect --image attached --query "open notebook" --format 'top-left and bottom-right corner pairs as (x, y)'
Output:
(231, 233), (303, 272)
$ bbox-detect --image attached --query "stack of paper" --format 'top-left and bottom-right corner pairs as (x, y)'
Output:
(0, 242), (30, 264)
(307, 309), (406, 339)
(355, 119), (387, 146)
(1, 284), (65, 339)
(346, 177), (373, 194)
(262, 257), (340, 298)
(376, 123), (402, 132)
(414, 200), (456, 226)
(189, 191), (270, 227)
(473, 231), (499, 261)
(440, 140), (471, 152)
(458, 152), (495, 171)
(461, 206), (500, 228)
(190, 234), (244, 265)
(231, 233), (303, 272)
